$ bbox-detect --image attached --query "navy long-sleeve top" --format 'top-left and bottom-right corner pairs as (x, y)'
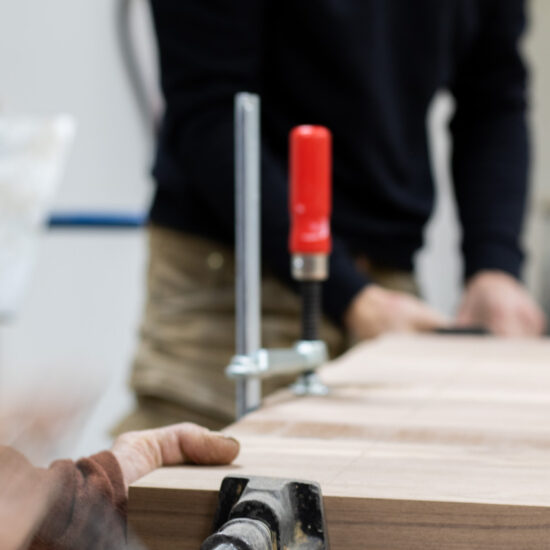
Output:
(148, 0), (529, 324)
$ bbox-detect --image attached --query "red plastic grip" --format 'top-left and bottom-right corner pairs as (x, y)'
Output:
(289, 125), (332, 255)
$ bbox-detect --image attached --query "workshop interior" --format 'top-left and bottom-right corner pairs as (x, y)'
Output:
(1, 1), (550, 549)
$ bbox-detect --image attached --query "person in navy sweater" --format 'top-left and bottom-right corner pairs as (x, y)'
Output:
(118, 0), (546, 433)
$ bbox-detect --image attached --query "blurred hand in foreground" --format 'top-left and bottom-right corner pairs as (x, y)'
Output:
(111, 422), (240, 492)
(0, 446), (53, 550)
(457, 270), (546, 337)
(344, 284), (448, 340)
(0, 422), (239, 550)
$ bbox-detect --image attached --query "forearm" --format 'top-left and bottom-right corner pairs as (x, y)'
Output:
(150, 0), (371, 325)
(451, 0), (529, 280)
(453, 109), (528, 279)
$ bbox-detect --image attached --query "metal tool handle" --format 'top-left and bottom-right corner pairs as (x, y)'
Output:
(234, 93), (262, 419)
(289, 125), (332, 282)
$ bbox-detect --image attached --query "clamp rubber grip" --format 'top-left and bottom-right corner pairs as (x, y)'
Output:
(289, 125), (332, 255)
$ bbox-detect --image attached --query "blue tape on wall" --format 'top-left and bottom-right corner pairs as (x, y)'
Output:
(48, 212), (147, 229)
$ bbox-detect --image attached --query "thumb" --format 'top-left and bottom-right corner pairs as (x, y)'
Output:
(157, 423), (240, 466)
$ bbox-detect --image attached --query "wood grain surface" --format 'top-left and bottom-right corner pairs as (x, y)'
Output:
(129, 335), (550, 549)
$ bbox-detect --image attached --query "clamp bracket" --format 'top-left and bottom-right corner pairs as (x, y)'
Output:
(226, 340), (329, 398)
(226, 340), (327, 380)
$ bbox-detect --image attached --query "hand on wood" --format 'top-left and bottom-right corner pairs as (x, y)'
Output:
(344, 284), (448, 340)
(111, 423), (240, 492)
(456, 270), (546, 337)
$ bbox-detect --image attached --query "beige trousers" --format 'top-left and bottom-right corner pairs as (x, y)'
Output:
(114, 226), (417, 433)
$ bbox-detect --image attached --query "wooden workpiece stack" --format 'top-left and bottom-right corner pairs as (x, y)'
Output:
(129, 335), (550, 549)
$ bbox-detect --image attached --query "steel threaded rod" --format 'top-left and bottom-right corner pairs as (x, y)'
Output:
(301, 281), (322, 341)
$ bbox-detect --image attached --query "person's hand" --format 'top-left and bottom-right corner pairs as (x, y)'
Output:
(344, 284), (448, 340)
(456, 270), (546, 337)
(0, 447), (56, 550)
(111, 423), (240, 492)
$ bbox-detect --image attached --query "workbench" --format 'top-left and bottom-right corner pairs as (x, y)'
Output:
(128, 335), (550, 549)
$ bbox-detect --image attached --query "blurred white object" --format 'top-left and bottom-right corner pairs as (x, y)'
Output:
(0, 115), (76, 320)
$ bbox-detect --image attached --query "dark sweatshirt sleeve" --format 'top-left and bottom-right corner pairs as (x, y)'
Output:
(30, 451), (127, 550)
(149, 0), (370, 325)
(450, 0), (529, 281)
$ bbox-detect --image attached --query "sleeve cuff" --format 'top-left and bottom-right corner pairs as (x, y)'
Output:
(88, 451), (127, 516)
(323, 242), (371, 325)
(463, 239), (524, 281)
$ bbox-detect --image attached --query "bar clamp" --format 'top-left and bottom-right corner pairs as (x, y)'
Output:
(229, 93), (333, 419)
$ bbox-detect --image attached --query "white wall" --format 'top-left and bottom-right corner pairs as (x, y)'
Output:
(525, 0), (550, 314)
(0, 0), (154, 210)
(0, 0), (156, 460)
(417, 93), (462, 316)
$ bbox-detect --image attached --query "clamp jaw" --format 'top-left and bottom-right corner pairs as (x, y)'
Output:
(226, 340), (329, 396)
(229, 93), (333, 419)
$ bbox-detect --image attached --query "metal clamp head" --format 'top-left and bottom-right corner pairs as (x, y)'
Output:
(291, 371), (329, 396)
(292, 254), (329, 281)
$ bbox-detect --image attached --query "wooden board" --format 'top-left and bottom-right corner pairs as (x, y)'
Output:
(129, 335), (550, 549)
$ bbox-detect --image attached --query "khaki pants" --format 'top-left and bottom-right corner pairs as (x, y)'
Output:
(114, 226), (417, 433)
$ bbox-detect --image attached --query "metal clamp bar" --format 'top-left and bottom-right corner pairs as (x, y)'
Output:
(234, 93), (262, 419)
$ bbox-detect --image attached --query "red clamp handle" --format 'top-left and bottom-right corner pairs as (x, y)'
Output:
(289, 125), (332, 255)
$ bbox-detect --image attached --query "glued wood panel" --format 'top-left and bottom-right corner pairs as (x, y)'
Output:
(129, 335), (550, 549)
